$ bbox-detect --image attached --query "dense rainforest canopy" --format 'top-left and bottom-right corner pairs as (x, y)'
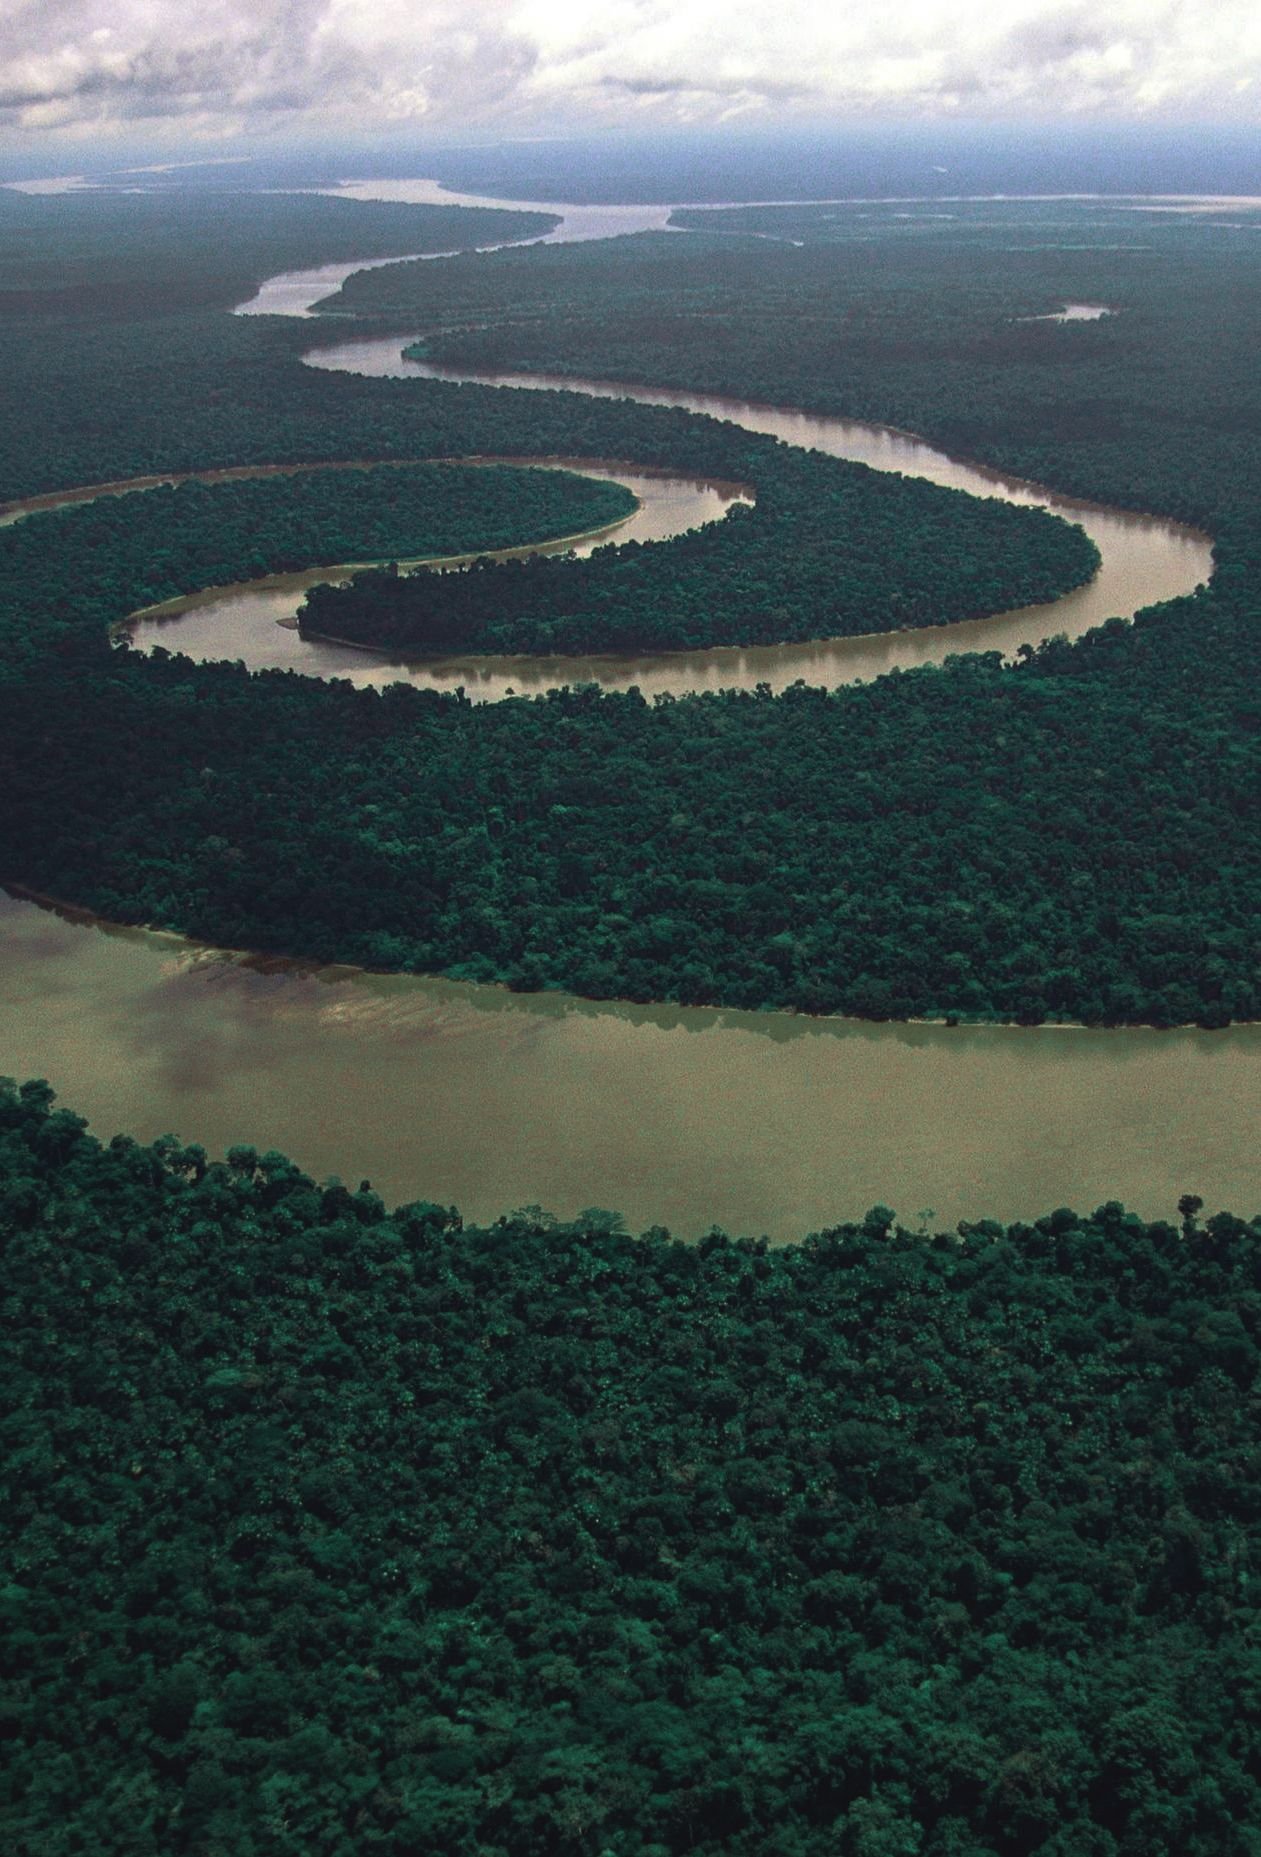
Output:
(326, 203), (1258, 543)
(0, 190), (1257, 1031)
(4, 1077), (1261, 1856)
(4, 464), (637, 623)
(297, 458), (1094, 657)
(3, 617), (1256, 1027)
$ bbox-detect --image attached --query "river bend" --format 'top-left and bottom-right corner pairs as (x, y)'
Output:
(126, 352), (1211, 698)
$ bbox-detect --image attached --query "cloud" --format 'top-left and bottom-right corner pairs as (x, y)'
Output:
(602, 74), (816, 103)
(0, 0), (536, 135)
(1, 0), (1257, 141)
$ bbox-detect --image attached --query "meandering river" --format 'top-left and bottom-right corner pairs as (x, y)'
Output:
(2, 184), (1254, 1234)
(291, 343), (1210, 700)
(128, 337), (1210, 701)
(126, 460), (753, 673)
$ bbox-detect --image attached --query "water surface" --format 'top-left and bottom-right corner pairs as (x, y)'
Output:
(5, 890), (1257, 1235)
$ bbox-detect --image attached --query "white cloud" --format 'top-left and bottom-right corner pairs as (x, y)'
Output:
(0, 0), (1256, 140)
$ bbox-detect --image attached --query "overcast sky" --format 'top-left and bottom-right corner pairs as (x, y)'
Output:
(2, 0), (1258, 147)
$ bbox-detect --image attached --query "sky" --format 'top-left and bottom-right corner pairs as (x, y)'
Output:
(1, 0), (1258, 151)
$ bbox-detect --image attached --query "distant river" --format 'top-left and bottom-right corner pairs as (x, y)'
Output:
(2, 185), (1252, 1233)
(291, 342), (1210, 700)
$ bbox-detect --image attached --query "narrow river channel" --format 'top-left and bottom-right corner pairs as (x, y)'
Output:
(2, 184), (1254, 1235)
(292, 341), (1210, 700)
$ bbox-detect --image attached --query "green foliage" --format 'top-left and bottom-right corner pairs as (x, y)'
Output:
(2, 619), (1259, 1025)
(4, 1078), (1261, 1854)
(0, 463), (635, 624)
(300, 451), (1095, 657)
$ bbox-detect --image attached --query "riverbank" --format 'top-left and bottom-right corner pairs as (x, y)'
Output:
(5, 884), (1259, 1233)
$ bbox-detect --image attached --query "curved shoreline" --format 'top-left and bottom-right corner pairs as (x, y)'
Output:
(124, 487), (649, 629)
(3, 453), (642, 541)
(380, 342), (1210, 548)
(118, 458), (751, 664)
(5, 879), (1245, 1038)
(291, 336), (1211, 701)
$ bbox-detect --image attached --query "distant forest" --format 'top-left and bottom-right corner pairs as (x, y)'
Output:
(0, 188), (556, 321)
(6, 1077), (1261, 1856)
(0, 191), (1258, 1031)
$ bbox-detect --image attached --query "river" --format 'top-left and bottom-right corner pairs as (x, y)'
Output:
(126, 461), (752, 674)
(289, 343), (1210, 701)
(2, 183), (1253, 1234)
(128, 342), (1210, 700)
(6, 890), (1260, 1235)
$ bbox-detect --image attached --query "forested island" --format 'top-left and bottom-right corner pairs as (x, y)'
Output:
(5, 1076), (1261, 1855)
(297, 456), (1095, 657)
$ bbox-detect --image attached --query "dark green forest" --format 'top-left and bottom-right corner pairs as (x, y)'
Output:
(3, 464), (636, 621)
(4, 615), (1257, 1026)
(298, 458), (1094, 657)
(3, 183), (1261, 1857)
(4, 1078), (1261, 1855)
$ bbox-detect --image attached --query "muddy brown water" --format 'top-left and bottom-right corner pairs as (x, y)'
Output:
(5, 890), (1259, 1235)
